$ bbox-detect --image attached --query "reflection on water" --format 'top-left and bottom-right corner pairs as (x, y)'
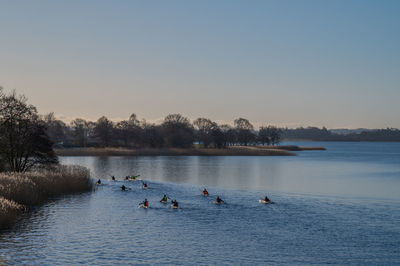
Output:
(61, 142), (400, 200)
(0, 142), (400, 264)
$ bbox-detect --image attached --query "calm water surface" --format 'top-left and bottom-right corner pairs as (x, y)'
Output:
(1, 142), (400, 265)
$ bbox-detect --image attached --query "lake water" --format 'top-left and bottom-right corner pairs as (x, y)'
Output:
(1, 142), (400, 265)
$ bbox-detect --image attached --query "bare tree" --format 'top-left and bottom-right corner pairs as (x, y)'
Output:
(258, 126), (271, 145)
(162, 114), (194, 148)
(43, 112), (68, 145)
(267, 126), (282, 145)
(193, 118), (218, 148)
(93, 116), (114, 147)
(234, 118), (256, 146)
(0, 90), (58, 172)
(71, 118), (90, 147)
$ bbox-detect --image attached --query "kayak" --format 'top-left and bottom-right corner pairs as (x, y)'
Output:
(258, 200), (271, 204)
(160, 200), (168, 204)
(128, 178), (141, 181)
(213, 201), (224, 205)
(171, 205), (179, 209)
(138, 204), (148, 209)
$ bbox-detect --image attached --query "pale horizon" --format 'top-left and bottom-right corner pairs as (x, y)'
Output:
(1, 1), (399, 129)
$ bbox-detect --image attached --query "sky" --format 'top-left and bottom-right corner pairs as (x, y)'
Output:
(0, 0), (399, 129)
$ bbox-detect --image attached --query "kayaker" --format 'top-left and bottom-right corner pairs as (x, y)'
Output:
(264, 196), (270, 202)
(121, 185), (126, 191)
(142, 182), (148, 189)
(160, 194), (168, 203)
(96, 179), (101, 185)
(125, 176), (129, 181)
(203, 188), (209, 196)
(111, 176), (115, 181)
(171, 200), (179, 208)
(142, 199), (149, 208)
(216, 196), (224, 204)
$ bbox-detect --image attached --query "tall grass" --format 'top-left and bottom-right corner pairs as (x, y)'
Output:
(55, 146), (295, 156)
(0, 165), (93, 229)
(0, 197), (24, 228)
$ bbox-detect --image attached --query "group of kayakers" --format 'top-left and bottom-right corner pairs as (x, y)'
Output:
(138, 195), (178, 209)
(203, 188), (223, 204)
(107, 175), (139, 181)
(98, 176), (272, 209)
(108, 176), (178, 209)
(124, 176), (139, 181)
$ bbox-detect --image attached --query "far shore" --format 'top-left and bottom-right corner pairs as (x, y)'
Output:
(55, 145), (326, 157)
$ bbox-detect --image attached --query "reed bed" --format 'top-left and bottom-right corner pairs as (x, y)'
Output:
(55, 146), (295, 156)
(0, 165), (93, 229)
(0, 197), (24, 228)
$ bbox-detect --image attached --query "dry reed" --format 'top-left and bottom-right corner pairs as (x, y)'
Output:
(0, 196), (24, 228)
(55, 146), (296, 156)
(0, 165), (93, 229)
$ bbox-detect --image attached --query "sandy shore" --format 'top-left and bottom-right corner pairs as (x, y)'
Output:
(55, 145), (325, 157)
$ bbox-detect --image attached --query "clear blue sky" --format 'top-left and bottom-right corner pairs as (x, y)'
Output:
(0, 0), (399, 128)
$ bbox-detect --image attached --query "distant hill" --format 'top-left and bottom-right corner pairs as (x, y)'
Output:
(282, 127), (400, 142)
(330, 128), (373, 135)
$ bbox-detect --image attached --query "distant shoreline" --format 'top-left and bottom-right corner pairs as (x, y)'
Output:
(55, 145), (325, 157)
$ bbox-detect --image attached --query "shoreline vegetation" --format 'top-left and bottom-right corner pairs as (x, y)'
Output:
(0, 165), (93, 229)
(0, 87), (326, 232)
(55, 145), (325, 157)
(0, 89), (95, 230)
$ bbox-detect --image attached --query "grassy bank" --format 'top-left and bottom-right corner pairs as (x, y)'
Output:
(55, 146), (299, 156)
(257, 145), (326, 151)
(0, 165), (93, 229)
(55, 145), (326, 157)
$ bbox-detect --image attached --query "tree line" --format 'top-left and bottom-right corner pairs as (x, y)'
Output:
(282, 127), (400, 142)
(44, 114), (282, 149)
(0, 88), (282, 171)
(2, 88), (399, 173)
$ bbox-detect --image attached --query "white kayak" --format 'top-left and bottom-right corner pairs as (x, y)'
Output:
(171, 205), (179, 209)
(138, 204), (148, 209)
(258, 200), (271, 204)
(126, 178), (142, 181)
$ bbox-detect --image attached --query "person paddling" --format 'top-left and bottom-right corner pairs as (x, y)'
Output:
(96, 179), (101, 185)
(203, 188), (209, 196)
(216, 196), (224, 204)
(125, 176), (129, 181)
(160, 194), (168, 203)
(142, 182), (148, 189)
(121, 185), (126, 191)
(131, 174), (140, 180)
(171, 200), (179, 208)
(141, 199), (149, 208)
(111, 176), (115, 181)
(264, 196), (270, 203)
